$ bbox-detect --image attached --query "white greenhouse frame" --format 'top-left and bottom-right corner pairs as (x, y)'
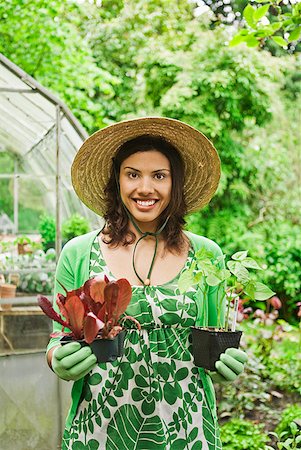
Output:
(0, 53), (101, 254)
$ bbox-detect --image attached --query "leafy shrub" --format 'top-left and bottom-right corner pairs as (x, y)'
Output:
(220, 418), (269, 449)
(38, 215), (56, 250)
(61, 213), (90, 241)
(275, 404), (301, 440)
(243, 321), (301, 394)
(217, 320), (301, 431)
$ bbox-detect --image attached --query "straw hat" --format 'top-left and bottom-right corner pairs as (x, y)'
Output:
(71, 117), (221, 215)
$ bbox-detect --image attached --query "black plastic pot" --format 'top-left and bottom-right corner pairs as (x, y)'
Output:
(60, 330), (126, 363)
(191, 327), (242, 371)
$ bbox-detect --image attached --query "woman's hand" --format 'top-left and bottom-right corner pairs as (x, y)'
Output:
(51, 342), (97, 381)
(209, 348), (248, 383)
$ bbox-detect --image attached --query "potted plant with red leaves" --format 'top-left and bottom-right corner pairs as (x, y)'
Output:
(38, 275), (140, 363)
(179, 249), (275, 371)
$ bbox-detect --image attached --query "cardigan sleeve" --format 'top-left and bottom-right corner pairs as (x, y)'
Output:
(46, 242), (75, 353)
(207, 240), (226, 328)
(46, 230), (100, 353)
(185, 231), (226, 329)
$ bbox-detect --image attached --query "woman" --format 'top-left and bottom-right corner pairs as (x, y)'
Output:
(46, 117), (247, 450)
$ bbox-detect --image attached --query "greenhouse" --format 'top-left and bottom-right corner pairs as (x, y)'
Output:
(0, 54), (100, 449)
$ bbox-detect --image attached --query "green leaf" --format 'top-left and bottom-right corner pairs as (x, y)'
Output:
(135, 374), (148, 388)
(195, 247), (214, 260)
(220, 268), (231, 280)
(227, 261), (250, 283)
(272, 36), (287, 47)
(175, 367), (188, 381)
(229, 30), (249, 47)
(246, 36), (260, 47)
(253, 282), (276, 300)
(241, 258), (263, 270)
(163, 382), (179, 405)
(107, 396), (117, 407)
(232, 250), (248, 261)
(254, 4), (270, 22)
(188, 427), (198, 443)
(171, 439), (187, 450)
(288, 27), (301, 42)
(87, 439), (100, 450)
(178, 268), (194, 293)
(88, 373), (102, 385)
(158, 312), (181, 325)
(244, 4), (257, 28)
(270, 22), (282, 32)
(160, 298), (179, 312)
(206, 273), (222, 286)
(106, 405), (165, 448)
(191, 441), (203, 450)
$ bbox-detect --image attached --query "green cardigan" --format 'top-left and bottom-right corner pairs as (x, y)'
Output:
(47, 229), (225, 429)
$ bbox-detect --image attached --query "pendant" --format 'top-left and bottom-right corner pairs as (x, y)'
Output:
(144, 278), (150, 286)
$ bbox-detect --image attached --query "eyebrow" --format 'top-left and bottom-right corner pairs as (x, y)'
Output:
(124, 166), (170, 173)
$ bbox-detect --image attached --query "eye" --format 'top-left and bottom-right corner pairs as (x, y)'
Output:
(154, 173), (166, 180)
(128, 172), (139, 179)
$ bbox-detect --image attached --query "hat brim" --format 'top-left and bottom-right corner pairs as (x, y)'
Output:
(71, 117), (221, 215)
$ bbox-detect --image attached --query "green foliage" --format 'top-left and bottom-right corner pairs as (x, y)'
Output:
(61, 214), (90, 241)
(230, 1), (301, 49)
(38, 215), (56, 249)
(275, 404), (301, 439)
(220, 418), (269, 449)
(0, 0), (116, 133)
(179, 246), (274, 329)
(217, 321), (301, 427)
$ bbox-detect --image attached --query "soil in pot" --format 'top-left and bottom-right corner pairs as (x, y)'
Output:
(191, 327), (242, 371)
(61, 330), (127, 363)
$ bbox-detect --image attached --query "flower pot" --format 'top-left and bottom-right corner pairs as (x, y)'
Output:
(0, 283), (16, 310)
(191, 327), (242, 371)
(61, 330), (126, 363)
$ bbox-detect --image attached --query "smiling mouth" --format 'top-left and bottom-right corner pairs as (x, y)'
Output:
(133, 199), (158, 207)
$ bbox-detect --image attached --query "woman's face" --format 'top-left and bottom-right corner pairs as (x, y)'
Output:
(119, 150), (172, 231)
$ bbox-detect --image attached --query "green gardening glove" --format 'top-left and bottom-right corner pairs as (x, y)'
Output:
(209, 348), (248, 384)
(52, 342), (97, 381)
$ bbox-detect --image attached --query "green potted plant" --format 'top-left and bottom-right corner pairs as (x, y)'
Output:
(178, 249), (275, 370)
(38, 275), (140, 363)
(38, 215), (56, 251)
(13, 235), (32, 254)
(61, 214), (90, 243)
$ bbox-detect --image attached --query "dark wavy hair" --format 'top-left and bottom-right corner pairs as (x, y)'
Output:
(102, 135), (187, 253)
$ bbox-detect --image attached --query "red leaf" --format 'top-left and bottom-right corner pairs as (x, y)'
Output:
(56, 294), (69, 321)
(104, 282), (119, 322)
(37, 295), (69, 328)
(115, 279), (132, 319)
(64, 296), (85, 339)
(104, 274), (110, 284)
(88, 277), (106, 303)
(84, 312), (104, 344)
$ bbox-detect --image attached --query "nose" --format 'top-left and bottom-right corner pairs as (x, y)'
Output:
(136, 176), (155, 195)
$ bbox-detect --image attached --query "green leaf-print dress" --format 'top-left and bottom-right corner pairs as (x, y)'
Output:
(62, 235), (222, 450)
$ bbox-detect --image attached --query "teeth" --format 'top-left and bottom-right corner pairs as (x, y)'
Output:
(136, 200), (156, 206)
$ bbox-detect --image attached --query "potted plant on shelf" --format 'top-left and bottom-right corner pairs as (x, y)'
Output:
(38, 214), (56, 251)
(38, 275), (140, 363)
(178, 248), (275, 371)
(13, 235), (32, 255)
(61, 213), (90, 245)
